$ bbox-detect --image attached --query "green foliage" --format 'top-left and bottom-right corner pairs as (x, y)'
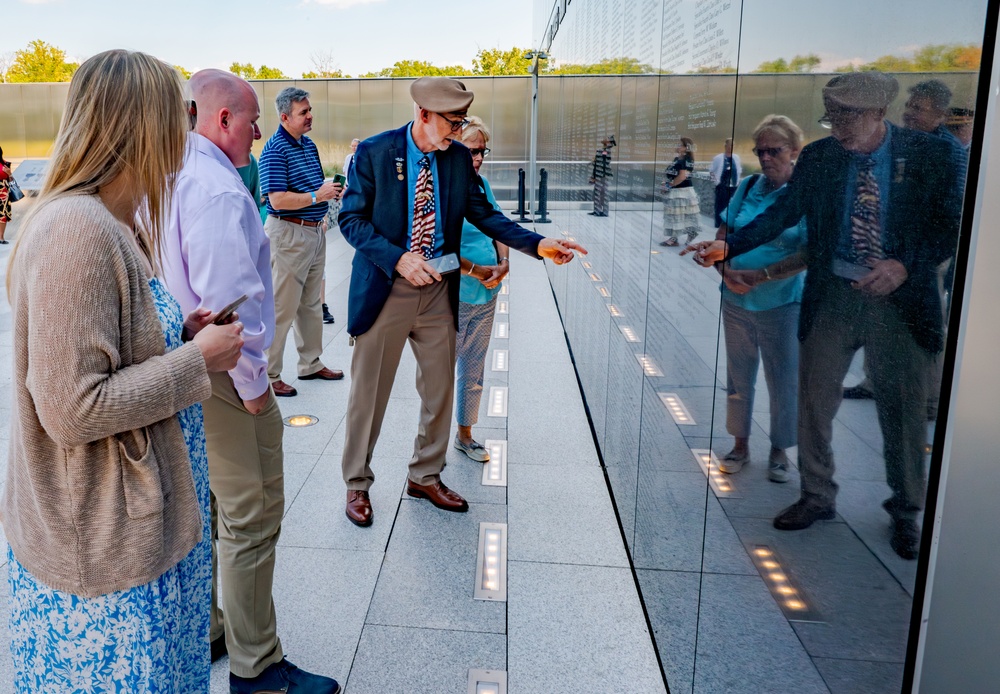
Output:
(753, 53), (819, 73)
(546, 57), (654, 75)
(361, 60), (467, 78)
(229, 62), (289, 80)
(302, 69), (346, 79)
(472, 47), (533, 76)
(835, 43), (981, 73)
(5, 40), (78, 83)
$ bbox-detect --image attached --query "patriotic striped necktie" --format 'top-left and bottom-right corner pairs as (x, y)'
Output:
(850, 158), (885, 264)
(411, 156), (435, 259)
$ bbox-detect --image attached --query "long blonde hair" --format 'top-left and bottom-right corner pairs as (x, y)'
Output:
(9, 50), (187, 288)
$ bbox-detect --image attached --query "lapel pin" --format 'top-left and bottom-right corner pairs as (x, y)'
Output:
(395, 158), (405, 181)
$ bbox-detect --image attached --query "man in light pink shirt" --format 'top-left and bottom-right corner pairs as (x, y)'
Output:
(161, 69), (340, 694)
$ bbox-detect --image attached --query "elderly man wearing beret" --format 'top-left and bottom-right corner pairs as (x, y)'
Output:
(685, 72), (964, 560)
(338, 77), (586, 526)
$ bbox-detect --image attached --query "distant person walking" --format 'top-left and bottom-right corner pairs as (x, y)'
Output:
(710, 137), (742, 227)
(661, 136), (701, 246)
(588, 135), (615, 217)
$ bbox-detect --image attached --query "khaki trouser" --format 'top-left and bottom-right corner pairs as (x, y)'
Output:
(797, 281), (931, 519)
(203, 371), (285, 678)
(342, 279), (457, 490)
(264, 216), (326, 381)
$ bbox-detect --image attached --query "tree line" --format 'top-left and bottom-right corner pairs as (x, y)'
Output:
(0, 40), (982, 83)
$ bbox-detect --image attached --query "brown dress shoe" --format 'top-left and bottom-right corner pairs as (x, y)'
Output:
(406, 479), (469, 512)
(300, 366), (344, 381)
(271, 379), (297, 397)
(346, 489), (373, 527)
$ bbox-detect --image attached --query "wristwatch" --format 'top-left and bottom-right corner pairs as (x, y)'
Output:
(310, 190), (317, 204)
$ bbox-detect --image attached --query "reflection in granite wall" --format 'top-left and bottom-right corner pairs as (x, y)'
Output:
(535, 0), (990, 691)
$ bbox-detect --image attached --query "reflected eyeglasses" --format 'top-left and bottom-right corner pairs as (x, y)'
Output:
(818, 106), (867, 129)
(468, 147), (491, 158)
(752, 145), (786, 158)
(436, 113), (470, 132)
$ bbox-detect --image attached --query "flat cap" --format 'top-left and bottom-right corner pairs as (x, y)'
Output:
(823, 72), (899, 110)
(410, 77), (474, 114)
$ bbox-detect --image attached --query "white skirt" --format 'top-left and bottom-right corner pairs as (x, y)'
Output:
(662, 187), (701, 235)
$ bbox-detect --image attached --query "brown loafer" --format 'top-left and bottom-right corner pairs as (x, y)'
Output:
(271, 379), (297, 397)
(300, 366), (344, 381)
(406, 479), (469, 513)
(346, 490), (373, 527)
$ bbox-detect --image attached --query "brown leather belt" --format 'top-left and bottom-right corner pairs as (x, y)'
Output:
(273, 215), (322, 228)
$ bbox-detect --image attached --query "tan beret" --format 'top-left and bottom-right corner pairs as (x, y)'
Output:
(410, 77), (474, 114)
(823, 72), (899, 110)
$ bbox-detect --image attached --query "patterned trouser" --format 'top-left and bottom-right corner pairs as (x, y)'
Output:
(455, 297), (498, 426)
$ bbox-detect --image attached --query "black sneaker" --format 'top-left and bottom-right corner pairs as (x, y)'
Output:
(230, 658), (341, 694)
(322, 304), (335, 324)
(773, 499), (835, 530)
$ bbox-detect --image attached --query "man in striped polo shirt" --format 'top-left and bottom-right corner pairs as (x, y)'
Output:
(260, 87), (344, 397)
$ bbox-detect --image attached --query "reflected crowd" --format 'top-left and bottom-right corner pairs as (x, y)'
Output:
(684, 71), (965, 560)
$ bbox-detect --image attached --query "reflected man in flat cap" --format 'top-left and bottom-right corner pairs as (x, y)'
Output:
(685, 72), (963, 559)
(338, 76), (586, 526)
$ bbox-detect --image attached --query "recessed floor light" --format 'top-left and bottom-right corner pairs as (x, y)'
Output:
(487, 387), (508, 417)
(283, 414), (318, 428)
(494, 322), (508, 339)
(497, 301), (508, 314)
(620, 325), (640, 342)
(750, 545), (822, 623)
(482, 440), (507, 486)
(467, 670), (507, 694)
(635, 353), (662, 376)
(658, 392), (694, 424)
(689, 448), (738, 497)
(491, 350), (508, 372)
(474, 523), (507, 601)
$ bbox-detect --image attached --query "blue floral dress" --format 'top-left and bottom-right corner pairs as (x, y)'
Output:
(7, 277), (212, 693)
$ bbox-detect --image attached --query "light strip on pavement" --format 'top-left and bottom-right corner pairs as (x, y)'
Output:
(487, 387), (508, 417)
(482, 440), (507, 487)
(474, 523), (508, 601)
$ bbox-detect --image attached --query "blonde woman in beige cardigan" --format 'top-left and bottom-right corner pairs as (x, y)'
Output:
(0, 50), (244, 693)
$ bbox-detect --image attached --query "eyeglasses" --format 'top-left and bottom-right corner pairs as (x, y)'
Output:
(468, 147), (491, 158)
(436, 112), (470, 132)
(752, 145), (787, 158)
(818, 105), (867, 129)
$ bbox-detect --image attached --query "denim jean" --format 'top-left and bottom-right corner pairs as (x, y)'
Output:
(722, 299), (800, 450)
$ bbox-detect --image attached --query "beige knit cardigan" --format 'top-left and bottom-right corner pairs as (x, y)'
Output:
(0, 194), (213, 598)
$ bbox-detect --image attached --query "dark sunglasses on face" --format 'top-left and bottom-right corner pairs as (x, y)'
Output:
(468, 147), (491, 158)
(752, 145), (787, 158)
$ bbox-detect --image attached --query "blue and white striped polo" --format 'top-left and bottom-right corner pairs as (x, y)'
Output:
(260, 125), (328, 222)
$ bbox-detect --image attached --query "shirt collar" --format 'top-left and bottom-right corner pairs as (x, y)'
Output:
(406, 122), (434, 164)
(278, 124), (304, 147)
(189, 132), (241, 179)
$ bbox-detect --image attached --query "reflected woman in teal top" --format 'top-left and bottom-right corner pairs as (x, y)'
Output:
(716, 115), (807, 484)
(453, 117), (509, 462)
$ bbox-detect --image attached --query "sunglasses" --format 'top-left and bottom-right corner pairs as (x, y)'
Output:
(436, 112), (470, 132)
(468, 147), (491, 158)
(818, 105), (867, 129)
(752, 145), (787, 158)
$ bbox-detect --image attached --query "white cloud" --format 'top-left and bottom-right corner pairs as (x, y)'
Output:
(306, 0), (386, 8)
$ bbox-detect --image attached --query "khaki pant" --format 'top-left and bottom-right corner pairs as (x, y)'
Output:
(264, 216), (326, 381)
(342, 279), (457, 490)
(203, 371), (285, 678)
(797, 281), (931, 519)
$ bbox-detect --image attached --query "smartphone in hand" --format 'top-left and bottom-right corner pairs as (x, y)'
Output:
(333, 173), (347, 185)
(425, 253), (460, 274)
(213, 294), (248, 325)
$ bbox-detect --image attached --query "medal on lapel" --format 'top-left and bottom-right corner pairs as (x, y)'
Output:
(395, 157), (404, 181)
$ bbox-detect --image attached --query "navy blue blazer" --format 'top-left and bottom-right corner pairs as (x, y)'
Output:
(339, 124), (544, 337)
(727, 124), (964, 354)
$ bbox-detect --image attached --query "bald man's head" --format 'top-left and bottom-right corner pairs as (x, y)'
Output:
(189, 69), (261, 167)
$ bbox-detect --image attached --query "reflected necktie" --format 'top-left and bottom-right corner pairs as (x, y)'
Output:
(850, 158), (885, 264)
(410, 156), (435, 259)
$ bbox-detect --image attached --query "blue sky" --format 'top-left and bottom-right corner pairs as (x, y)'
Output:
(6, 0), (992, 78)
(5, 0), (537, 77)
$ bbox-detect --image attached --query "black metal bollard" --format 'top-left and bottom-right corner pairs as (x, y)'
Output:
(515, 168), (530, 221)
(535, 168), (551, 223)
